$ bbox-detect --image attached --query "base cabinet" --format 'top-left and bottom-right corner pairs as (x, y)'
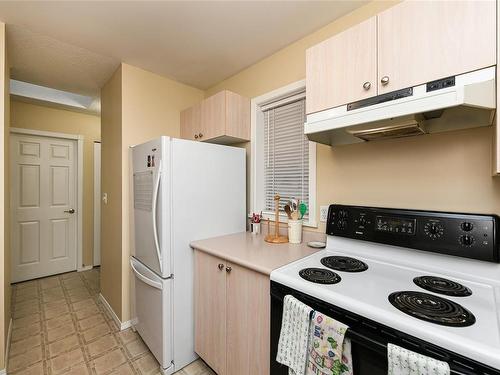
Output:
(194, 250), (270, 375)
(194, 251), (227, 374)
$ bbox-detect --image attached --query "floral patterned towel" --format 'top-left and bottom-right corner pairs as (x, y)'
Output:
(388, 343), (450, 375)
(276, 295), (314, 375)
(306, 311), (353, 375)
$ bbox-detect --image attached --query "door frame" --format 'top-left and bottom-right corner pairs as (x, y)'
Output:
(10, 127), (85, 272)
(93, 141), (101, 266)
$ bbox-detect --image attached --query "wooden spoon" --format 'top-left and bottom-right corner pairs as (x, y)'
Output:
(284, 204), (292, 219)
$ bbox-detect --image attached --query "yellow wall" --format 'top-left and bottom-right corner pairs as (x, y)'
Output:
(205, 1), (500, 229)
(100, 66), (123, 318)
(0, 21), (7, 371)
(100, 64), (204, 321)
(10, 100), (101, 266)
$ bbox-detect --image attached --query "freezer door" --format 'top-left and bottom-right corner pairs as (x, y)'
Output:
(132, 137), (171, 276)
(130, 257), (173, 371)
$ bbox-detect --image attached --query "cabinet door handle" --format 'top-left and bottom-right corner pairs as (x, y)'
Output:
(363, 82), (371, 90)
(218, 263), (224, 271)
(225, 266), (232, 273)
(194, 134), (199, 139)
(198, 133), (203, 139)
(381, 76), (390, 85)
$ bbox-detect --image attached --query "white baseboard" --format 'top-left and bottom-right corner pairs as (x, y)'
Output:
(77, 265), (93, 272)
(98, 293), (132, 331)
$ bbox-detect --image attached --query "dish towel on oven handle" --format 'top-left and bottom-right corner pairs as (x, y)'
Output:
(276, 295), (314, 375)
(306, 311), (353, 375)
(388, 343), (450, 375)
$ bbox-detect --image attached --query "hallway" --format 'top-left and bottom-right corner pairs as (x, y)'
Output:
(8, 269), (215, 375)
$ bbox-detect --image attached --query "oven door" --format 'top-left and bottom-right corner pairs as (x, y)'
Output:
(270, 284), (386, 375)
(270, 281), (498, 375)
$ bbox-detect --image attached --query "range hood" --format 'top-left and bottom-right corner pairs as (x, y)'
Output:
(305, 67), (496, 146)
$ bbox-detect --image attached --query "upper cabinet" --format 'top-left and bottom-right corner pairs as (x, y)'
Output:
(306, 16), (377, 114)
(377, 0), (496, 94)
(306, 0), (496, 114)
(180, 90), (250, 144)
(179, 102), (201, 142)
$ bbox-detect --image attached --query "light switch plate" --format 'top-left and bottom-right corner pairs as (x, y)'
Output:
(320, 206), (329, 222)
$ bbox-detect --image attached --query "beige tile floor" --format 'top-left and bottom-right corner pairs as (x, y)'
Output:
(8, 268), (216, 375)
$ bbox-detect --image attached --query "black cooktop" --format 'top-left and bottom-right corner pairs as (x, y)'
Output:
(320, 256), (368, 273)
(298, 268), (341, 284)
(413, 276), (472, 297)
(388, 291), (476, 327)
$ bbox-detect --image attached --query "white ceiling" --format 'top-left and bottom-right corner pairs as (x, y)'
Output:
(0, 1), (368, 96)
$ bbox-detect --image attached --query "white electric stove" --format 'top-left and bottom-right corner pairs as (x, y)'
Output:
(270, 205), (500, 375)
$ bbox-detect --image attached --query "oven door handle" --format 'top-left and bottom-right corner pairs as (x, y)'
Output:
(345, 329), (386, 353)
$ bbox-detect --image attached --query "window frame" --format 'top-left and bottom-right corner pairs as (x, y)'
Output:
(250, 80), (317, 227)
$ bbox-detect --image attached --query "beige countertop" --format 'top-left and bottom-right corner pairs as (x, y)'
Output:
(190, 231), (325, 276)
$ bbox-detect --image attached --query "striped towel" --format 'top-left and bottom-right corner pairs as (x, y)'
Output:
(276, 295), (314, 375)
(388, 343), (450, 375)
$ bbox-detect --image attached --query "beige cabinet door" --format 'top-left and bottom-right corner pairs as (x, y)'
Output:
(201, 90), (226, 141)
(306, 16), (377, 114)
(226, 263), (270, 375)
(194, 251), (227, 375)
(180, 102), (201, 141)
(225, 91), (250, 141)
(11, 134), (77, 282)
(377, 0), (496, 94)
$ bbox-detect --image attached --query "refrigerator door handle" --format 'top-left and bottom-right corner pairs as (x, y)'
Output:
(151, 160), (163, 274)
(130, 258), (163, 290)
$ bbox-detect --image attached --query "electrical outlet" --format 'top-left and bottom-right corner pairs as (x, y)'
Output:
(320, 206), (329, 222)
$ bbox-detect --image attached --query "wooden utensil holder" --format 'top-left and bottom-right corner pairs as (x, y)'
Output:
(264, 194), (288, 244)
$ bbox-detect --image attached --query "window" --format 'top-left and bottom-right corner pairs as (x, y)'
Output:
(251, 81), (316, 227)
(264, 98), (308, 212)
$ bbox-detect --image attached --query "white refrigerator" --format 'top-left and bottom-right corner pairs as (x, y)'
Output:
(130, 136), (246, 374)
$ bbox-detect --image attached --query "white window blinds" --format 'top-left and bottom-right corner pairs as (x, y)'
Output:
(263, 96), (309, 213)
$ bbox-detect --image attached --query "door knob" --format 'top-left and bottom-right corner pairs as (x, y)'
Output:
(363, 82), (371, 90)
(381, 76), (390, 85)
(225, 266), (232, 273)
(64, 208), (75, 214)
(218, 263), (224, 271)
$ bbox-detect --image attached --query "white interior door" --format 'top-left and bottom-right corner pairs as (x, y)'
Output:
(11, 133), (78, 282)
(93, 142), (101, 266)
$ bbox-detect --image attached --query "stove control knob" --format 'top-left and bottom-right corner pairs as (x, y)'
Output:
(460, 235), (474, 246)
(424, 221), (444, 239)
(460, 222), (474, 232)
